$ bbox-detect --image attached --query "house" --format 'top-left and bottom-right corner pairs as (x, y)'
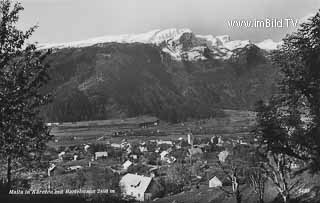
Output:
(123, 160), (133, 170)
(240, 141), (249, 145)
(188, 148), (203, 157)
(66, 165), (83, 172)
(126, 146), (132, 155)
(111, 143), (121, 148)
(160, 151), (169, 160)
(217, 136), (224, 146)
(58, 151), (65, 160)
(157, 140), (173, 145)
(95, 152), (108, 160)
(209, 176), (223, 188)
(218, 150), (229, 163)
(119, 173), (161, 201)
(211, 136), (219, 145)
(84, 144), (90, 152)
(155, 147), (161, 153)
(130, 154), (138, 160)
(163, 156), (176, 164)
(139, 146), (148, 153)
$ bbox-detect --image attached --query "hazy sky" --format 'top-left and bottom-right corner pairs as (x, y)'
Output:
(17, 0), (320, 44)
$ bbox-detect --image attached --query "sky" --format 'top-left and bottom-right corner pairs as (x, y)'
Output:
(17, 0), (320, 44)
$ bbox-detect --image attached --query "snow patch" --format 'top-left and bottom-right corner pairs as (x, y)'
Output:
(255, 39), (282, 50)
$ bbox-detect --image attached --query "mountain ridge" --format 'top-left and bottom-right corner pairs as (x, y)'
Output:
(38, 28), (281, 58)
(40, 34), (279, 123)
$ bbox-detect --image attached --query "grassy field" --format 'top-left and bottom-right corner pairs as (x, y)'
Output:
(49, 109), (256, 148)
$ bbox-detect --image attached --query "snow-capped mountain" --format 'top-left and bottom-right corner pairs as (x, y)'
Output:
(255, 39), (282, 50)
(38, 28), (281, 61)
(41, 28), (279, 123)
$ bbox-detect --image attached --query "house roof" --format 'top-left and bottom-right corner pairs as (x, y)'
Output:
(218, 150), (229, 163)
(123, 160), (133, 169)
(120, 173), (152, 194)
(95, 151), (108, 156)
(209, 176), (222, 182)
(160, 151), (169, 158)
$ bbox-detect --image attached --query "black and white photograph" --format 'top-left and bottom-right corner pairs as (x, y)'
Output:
(1, 0), (320, 202)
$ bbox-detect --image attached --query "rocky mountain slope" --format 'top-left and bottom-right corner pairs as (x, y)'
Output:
(40, 29), (279, 123)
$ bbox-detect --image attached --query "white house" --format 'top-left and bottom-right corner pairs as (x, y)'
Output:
(160, 151), (169, 160)
(119, 173), (161, 201)
(157, 140), (173, 145)
(139, 146), (148, 153)
(209, 176), (223, 188)
(95, 151), (108, 160)
(217, 136), (224, 146)
(58, 151), (65, 160)
(123, 160), (133, 170)
(84, 144), (90, 152)
(218, 150), (229, 163)
(163, 156), (176, 164)
(126, 147), (132, 155)
(66, 165), (83, 172)
(111, 143), (121, 148)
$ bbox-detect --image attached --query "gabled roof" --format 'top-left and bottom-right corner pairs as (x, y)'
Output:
(218, 150), (229, 163)
(209, 176), (222, 182)
(120, 173), (152, 194)
(123, 160), (133, 169)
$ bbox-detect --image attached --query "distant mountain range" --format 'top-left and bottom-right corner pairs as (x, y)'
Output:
(40, 29), (279, 123)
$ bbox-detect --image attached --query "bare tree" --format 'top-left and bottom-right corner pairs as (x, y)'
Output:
(249, 166), (267, 203)
(217, 154), (246, 203)
(264, 153), (302, 203)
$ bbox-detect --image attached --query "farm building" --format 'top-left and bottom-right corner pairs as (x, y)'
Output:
(95, 151), (108, 160)
(160, 151), (169, 160)
(66, 165), (83, 172)
(157, 140), (173, 145)
(209, 176), (223, 188)
(163, 156), (176, 164)
(119, 173), (161, 201)
(58, 151), (65, 160)
(188, 148), (203, 157)
(130, 154), (138, 160)
(218, 150), (229, 163)
(84, 144), (90, 152)
(139, 146), (148, 153)
(123, 160), (133, 170)
(111, 143), (121, 148)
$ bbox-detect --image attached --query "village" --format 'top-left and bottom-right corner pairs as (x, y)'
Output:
(24, 110), (262, 202)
